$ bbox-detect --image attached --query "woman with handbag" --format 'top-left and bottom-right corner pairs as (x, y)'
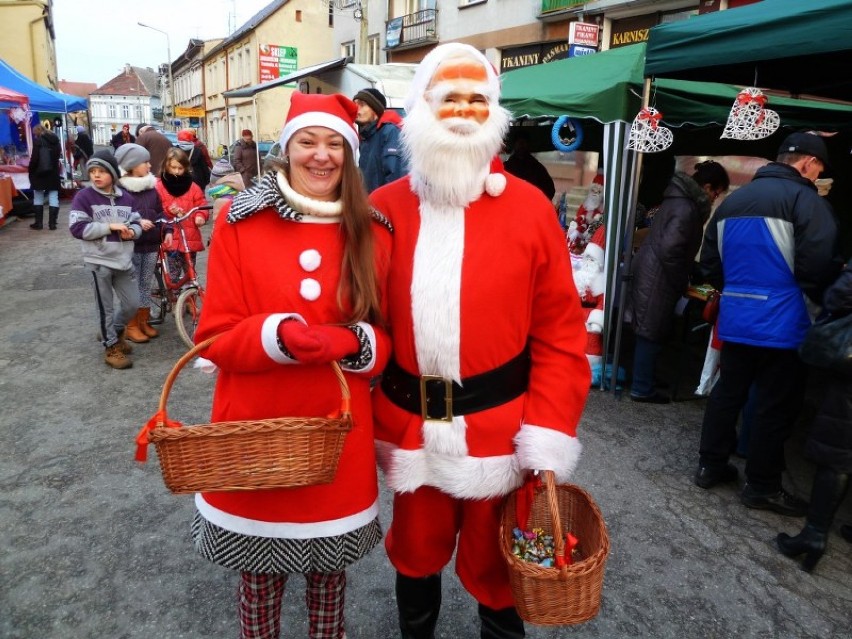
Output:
(27, 124), (62, 230)
(627, 160), (730, 403)
(777, 257), (852, 571)
(191, 92), (392, 639)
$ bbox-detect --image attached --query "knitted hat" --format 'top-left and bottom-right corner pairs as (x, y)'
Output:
(211, 157), (235, 179)
(135, 123), (149, 136)
(86, 149), (120, 182)
(114, 143), (150, 172)
(177, 129), (194, 142)
(76, 125), (86, 134)
(353, 88), (386, 117)
(404, 43), (500, 115)
(278, 92), (359, 153)
(241, 129), (253, 137)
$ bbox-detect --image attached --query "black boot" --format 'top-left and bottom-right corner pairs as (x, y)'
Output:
(776, 468), (848, 572)
(478, 603), (525, 639)
(48, 206), (59, 230)
(29, 204), (44, 230)
(396, 572), (441, 639)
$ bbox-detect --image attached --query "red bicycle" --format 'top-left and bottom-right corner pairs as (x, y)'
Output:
(150, 205), (212, 349)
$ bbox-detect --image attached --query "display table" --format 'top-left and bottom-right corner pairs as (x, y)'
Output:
(0, 176), (15, 227)
(0, 164), (29, 191)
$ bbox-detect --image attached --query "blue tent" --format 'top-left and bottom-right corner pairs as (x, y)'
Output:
(0, 58), (87, 112)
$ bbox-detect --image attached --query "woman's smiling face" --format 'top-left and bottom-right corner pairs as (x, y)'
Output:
(286, 127), (345, 201)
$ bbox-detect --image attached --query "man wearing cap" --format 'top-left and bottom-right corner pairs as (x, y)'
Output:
(353, 87), (407, 192)
(231, 128), (259, 188)
(369, 43), (590, 638)
(695, 131), (840, 517)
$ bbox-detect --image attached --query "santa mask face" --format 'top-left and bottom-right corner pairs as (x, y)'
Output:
(402, 53), (510, 207)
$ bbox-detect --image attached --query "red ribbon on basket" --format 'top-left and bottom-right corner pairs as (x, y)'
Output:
(735, 90), (768, 125)
(515, 473), (542, 529)
(134, 410), (183, 462)
(556, 532), (579, 568)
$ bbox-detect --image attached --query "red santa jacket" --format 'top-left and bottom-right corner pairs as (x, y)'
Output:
(193, 203), (392, 539)
(369, 172), (590, 500)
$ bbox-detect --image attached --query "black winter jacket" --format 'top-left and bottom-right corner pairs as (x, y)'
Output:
(28, 130), (62, 192)
(805, 257), (852, 472)
(628, 172), (711, 342)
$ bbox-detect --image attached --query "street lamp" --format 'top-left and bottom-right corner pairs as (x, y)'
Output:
(138, 22), (176, 130)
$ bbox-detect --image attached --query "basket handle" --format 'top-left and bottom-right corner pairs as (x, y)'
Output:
(542, 470), (576, 576)
(157, 335), (352, 418)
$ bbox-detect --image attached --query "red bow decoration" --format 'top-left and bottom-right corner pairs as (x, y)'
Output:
(638, 108), (663, 129)
(134, 410), (182, 462)
(735, 90), (768, 125)
(556, 532), (580, 568)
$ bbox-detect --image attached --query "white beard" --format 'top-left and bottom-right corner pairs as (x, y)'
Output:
(582, 191), (602, 213)
(402, 95), (510, 208)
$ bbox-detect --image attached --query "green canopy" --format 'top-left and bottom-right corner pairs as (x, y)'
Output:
(500, 43), (852, 132)
(644, 0), (852, 102)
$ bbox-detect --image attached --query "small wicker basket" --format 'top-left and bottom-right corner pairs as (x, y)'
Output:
(499, 471), (609, 626)
(138, 336), (353, 494)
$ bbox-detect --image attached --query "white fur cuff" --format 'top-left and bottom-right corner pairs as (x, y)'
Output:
(514, 424), (582, 484)
(262, 313), (306, 364)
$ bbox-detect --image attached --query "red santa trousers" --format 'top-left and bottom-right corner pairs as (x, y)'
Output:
(385, 485), (515, 610)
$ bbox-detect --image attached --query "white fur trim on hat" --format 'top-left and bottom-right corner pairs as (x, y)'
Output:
(584, 241), (604, 265)
(405, 43), (500, 115)
(279, 111), (359, 154)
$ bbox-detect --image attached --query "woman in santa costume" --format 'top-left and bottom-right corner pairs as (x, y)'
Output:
(192, 92), (392, 639)
(369, 43), (591, 638)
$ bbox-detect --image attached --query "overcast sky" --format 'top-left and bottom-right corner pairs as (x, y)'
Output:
(54, 0), (273, 87)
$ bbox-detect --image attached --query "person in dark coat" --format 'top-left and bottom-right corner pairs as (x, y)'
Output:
(27, 124), (63, 230)
(73, 125), (94, 171)
(176, 129), (210, 190)
(504, 133), (556, 201)
(111, 124), (135, 150)
(135, 125), (174, 178)
(231, 128), (259, 188)
(353, 88), (407, 192)
(627, 160), (730, 403)
(776, 258), (852, 571)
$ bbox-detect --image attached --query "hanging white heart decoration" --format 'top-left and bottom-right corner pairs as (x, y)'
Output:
(626, 107), (673, 153)
(721, 88), (780, 140)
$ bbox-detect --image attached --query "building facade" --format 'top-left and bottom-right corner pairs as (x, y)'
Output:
(0, 0), (57, 87)
(203, 0), (334, 154)
(171, 38), (222, 139)
(89, 65), (160, 146)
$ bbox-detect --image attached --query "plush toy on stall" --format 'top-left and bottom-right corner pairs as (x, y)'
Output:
(567, 171), (604, 254)
(573, 224), (606, 370)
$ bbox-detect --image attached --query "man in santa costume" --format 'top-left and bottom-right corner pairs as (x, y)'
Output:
(573, 224), (607, 372)
(370, 43), (591, 639)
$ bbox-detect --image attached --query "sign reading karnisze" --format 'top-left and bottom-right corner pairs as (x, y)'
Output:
(259, 44), (298, 83)
(569, 22), (599, 48)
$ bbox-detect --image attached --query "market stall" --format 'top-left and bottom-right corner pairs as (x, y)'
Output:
(500, 40), (852, 390)
(0, 84), (30, 227)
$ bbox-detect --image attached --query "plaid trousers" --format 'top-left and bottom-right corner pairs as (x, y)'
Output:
(238, 570), (347, 639)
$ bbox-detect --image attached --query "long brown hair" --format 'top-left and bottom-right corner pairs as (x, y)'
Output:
(268, 144), (382, 325)
(160, 146), (190, 178)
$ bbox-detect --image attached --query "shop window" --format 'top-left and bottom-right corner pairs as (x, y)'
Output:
(342, 41), (355, 59)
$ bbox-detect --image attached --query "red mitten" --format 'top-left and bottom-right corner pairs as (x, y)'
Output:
(277, 321), (359, 365)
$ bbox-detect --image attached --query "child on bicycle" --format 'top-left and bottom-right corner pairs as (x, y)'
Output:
(155, 147), (209, 288)
(68, 150), (142, 369)
(115, 143), (167, 343)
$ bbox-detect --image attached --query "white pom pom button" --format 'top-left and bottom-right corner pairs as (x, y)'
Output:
(300, 278), (321, 301)
(299, 249), (321, 272)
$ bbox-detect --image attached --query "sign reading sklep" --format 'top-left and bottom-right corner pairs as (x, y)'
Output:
(259, 44), (298, 84)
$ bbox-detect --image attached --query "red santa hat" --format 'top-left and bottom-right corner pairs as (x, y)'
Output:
(278, 92), (359, 154)
(592, 171), (604, 188)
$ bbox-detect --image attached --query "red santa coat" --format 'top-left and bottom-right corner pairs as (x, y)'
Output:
(370, 172), (590, 500)
(193, 203), (391, 540)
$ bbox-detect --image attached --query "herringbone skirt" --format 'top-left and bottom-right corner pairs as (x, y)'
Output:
(192, 511), (383, 574)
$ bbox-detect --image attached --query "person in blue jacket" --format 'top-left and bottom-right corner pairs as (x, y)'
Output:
(353, 88), (407, 192)
(694, 131), (840, 517)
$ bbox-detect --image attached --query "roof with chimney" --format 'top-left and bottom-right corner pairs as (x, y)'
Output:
(91, 65), (160, 97)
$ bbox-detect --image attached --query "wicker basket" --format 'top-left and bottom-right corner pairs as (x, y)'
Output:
(142, 336), (353, 494)
(499, 471), (609, 626)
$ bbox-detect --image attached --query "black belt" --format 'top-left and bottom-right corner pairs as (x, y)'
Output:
(381, 348), (531, 421)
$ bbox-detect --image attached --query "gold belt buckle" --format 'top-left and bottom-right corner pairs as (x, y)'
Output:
(419, 375), (453, 422)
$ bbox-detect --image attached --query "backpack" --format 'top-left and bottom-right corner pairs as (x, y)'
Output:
(36, 142), (55, 175)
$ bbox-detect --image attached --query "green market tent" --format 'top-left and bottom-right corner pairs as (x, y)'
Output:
(644, 0), (852, 103)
